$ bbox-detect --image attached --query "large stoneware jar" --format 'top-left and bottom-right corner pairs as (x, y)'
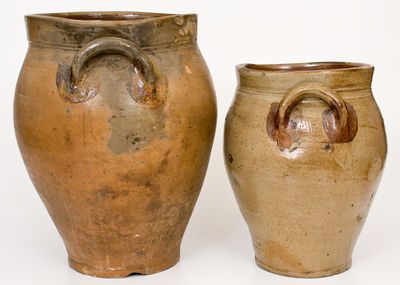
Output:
(224, 62), (386, 277)
(14, 12), (217, 277)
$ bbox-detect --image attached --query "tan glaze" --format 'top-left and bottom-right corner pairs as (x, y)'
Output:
(224, 62), (386, 278)
(14, 12), (217, 278)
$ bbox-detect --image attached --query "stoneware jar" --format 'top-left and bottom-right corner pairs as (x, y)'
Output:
(14, 12), (217, 277)
(224, 62), (386, 278)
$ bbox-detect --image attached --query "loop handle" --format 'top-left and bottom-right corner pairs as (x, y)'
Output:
(56, 37), (157, 104)
(278, 82), (348, 129)
(266, 82), (358, 149)
(71, 37), (155, 87)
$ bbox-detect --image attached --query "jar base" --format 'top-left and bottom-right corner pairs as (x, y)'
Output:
(255, 256), (351, 278)
(68, 254), (180, 278)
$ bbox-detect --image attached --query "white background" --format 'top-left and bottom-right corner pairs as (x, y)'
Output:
(1, 0), (399, 284)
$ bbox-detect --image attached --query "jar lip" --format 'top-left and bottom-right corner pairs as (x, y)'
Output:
(25, 11), (194, 25)
(238, 62), (374, 74)
(25, 12), (198, 49)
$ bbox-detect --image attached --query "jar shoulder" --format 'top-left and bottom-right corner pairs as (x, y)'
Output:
(224, 89), (387, 170)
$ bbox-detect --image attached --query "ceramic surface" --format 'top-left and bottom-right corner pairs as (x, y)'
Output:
(14, 12), (217, 277)
(224, 62), (387, 278)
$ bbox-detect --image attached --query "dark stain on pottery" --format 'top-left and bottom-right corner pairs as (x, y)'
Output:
(75, 54), (168, 155)
(64, 131), (71, 145)
(96, 188), (131, 200)
(119, 173), (135, 183)
(56, 63), (75, 97)
(266, 102), (280, 142)
(146, 199), (162, 212)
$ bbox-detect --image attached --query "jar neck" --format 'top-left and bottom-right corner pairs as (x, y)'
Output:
(237, 62), (374, 95)
(25, 12), (197, 50)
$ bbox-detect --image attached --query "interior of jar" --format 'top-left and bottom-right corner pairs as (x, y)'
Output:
(44, 12), (169, 21)
(246, 62), (371, 72)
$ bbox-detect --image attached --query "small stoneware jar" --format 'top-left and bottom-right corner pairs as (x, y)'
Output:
(224, 62), (387, 278)
(14, 12), (217, 277)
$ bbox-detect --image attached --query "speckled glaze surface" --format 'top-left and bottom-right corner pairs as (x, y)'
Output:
(224, 62), (386, 278)
(14, 12), (217, 278)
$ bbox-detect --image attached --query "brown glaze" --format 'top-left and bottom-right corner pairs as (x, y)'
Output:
(224, 62), (387, 277)
(14, 12), (217, 278)
(267, 82), (358, 149)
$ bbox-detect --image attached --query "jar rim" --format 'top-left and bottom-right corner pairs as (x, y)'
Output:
(236, 62), (374, 93)
(25, 12), (198, 49)
(238, 62), (374, 74)
(25, 11), (181, 24)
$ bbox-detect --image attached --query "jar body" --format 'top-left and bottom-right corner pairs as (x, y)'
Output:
(224, 63), (386, 277)
(14, 12), (217, 277)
